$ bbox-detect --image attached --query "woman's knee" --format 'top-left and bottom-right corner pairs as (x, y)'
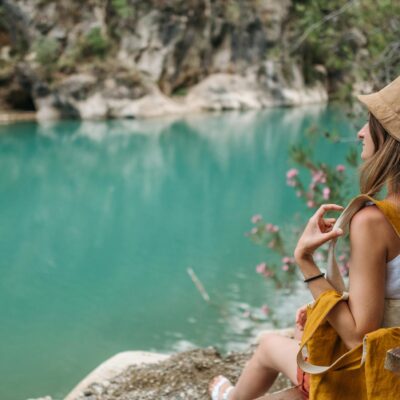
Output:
(255, 333), (297, 372)
(258, 333), (282, 351)
(254, 333), (282, 366)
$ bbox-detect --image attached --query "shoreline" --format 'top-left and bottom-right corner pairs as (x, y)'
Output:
(0, 111), (37, 123)
(0, 101), (329, 126)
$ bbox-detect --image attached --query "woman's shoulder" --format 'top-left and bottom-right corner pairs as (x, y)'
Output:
(351, 203), (385, 226)
(350, 203), (393, 240)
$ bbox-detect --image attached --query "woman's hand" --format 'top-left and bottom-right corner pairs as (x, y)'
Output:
(296, 304), (307, 330)
(294, 204), (344, 262)
(294, 304), (308, 340)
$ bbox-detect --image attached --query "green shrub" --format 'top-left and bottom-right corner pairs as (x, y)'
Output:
(172, 87), (188, 97)
(80, 27), (109, 58)
(57, 46), (81, 73)
(33, 37), (60, 65)
(225, 1), (241, 24)
(111, 0), (133, 18)
(290, 0), (400, 94)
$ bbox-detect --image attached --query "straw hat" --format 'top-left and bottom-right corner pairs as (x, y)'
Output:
(357, 75), (400, 141)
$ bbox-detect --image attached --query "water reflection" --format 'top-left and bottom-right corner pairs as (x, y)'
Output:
(13, 104), (329, 200)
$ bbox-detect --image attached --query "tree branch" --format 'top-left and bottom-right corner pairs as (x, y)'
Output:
(290, 0), (358, 54)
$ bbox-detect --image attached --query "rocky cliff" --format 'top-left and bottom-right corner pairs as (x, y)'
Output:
(2, 0), (398, 120)
(0, 0), (333, 119)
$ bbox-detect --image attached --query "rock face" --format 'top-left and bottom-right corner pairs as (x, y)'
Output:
(0, 0), (328, 119)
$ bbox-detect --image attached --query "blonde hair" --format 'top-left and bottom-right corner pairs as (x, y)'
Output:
(359, 113), (400, 197)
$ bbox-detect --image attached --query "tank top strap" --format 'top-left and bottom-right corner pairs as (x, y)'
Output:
(374, 199), (400, 237)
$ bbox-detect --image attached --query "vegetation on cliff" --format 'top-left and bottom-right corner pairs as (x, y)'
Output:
(0, 0), (398, 115)
(288, 0), (400, 100)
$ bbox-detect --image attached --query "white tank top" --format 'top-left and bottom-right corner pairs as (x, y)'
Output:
(386, 254), (400, 299)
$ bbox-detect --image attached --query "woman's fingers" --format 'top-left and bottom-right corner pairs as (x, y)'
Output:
(321, 218), (336, 232)
(314, 205), (342, 232)
(313, 204), (344, 221)
(297, 311), (307, 329)
(295, 305), (308, 324)
(295, 205), (344, 259)
(321, 217), (336, 227)
(323, 226), (344, 240)
(295, 305), (307, 330)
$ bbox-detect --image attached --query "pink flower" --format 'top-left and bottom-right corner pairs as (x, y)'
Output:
(256, 263), (275, 279)
(296, 191), (302, 198)
(261, 304), (270, 316)
(338, 254), (346, 261)
(286, 168), (299, 179)
(286, 169), (299, 187)
(342, 263), (350, 276)
(281, 264), (289, 271)
(307, 200), (316, 208)
(339, 265), (348, 275)
(256, 262), (267, 274)
(251, 214), (262, 224)
(336, 164), (345, 172)
(263, 269), (274, 278)
(311, 170), (326, 184)
(265, 223), (274, 232)
(282, 256), (294, 264)
(272, 225), (279, 233)
(322, 187), (331, 200)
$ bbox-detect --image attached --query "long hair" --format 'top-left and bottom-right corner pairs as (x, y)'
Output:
(359, 113), (400, 197)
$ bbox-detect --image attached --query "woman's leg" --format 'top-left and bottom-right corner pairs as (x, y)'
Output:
(210, 333), (300, 400)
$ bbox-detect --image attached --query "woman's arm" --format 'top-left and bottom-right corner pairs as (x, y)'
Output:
(294, 204), (387, 350)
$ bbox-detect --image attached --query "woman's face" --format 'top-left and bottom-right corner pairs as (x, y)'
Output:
(357, 122), (375, 160)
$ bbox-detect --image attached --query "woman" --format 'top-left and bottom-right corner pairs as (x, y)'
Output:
(209, 75), (400, 400)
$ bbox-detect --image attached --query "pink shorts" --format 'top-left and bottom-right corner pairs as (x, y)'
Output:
(296, 364), (310, 399)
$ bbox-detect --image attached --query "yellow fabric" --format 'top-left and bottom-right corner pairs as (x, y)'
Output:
(301, 198), (400, 399)
(374, 199), (400, 237)
(303, 291), (400, 399)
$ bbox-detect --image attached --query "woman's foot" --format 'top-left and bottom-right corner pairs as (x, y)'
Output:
(209, 375), (234, 400)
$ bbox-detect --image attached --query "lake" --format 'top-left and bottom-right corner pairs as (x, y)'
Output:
(0, 105), (358, 399)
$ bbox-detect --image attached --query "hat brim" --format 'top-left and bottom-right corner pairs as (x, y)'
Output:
(357, 92), (400, 141)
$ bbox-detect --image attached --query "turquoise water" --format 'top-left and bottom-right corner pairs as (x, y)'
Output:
(0, 106), (358, 399)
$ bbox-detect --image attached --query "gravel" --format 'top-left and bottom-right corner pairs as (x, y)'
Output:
(74, 347), (291, 400)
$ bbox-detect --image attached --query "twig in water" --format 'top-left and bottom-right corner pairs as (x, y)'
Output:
(187, 267), (210, 303)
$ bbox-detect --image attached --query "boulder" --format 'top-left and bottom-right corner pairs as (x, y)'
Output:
(186, 68), (327, 113)
(65, 351), (170, 400)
